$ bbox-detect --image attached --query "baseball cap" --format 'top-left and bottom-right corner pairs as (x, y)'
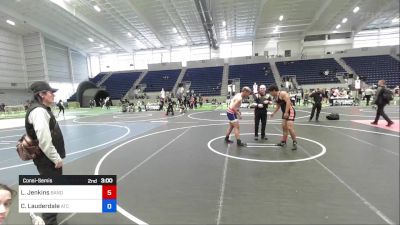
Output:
(30, 81), (58, 93)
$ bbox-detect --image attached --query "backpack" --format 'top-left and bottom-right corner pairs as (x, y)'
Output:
(17, 104), (53, 161)
(326, 112), (340, 120)
(16, 134), (41, 161)
(381, 88), (394, 104)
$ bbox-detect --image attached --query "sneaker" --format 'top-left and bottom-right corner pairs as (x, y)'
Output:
(292, 141), (297, 150)
(237, 142), (247, 147)
(386, 121), (394, 127)
(237, 140), (247, 147)
(224, 139), (233, 144)
(316, 119), (319, 122)
(261, 136), (268, 140)
(254, 136), (259, 141)
(276, 141), (286, 147)
(370, 122), (378, 125)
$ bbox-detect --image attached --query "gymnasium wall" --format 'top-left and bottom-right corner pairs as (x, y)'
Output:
(0, 27), (26, 89)
(43, 38), (89, 101)
(0, 27), (89, 103)
(44, 38), (70, 83)
(226, 56), (267, 65)
(0, 89), (30, 105)
(148, 62), (182, 71)
(23, 32), (47, 85)
(186, 58), (224, 68)
(70, 50), (89, 85)
(253, 38), (354, 58)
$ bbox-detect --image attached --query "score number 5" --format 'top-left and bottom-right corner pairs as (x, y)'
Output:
(102, 185), (117, 199)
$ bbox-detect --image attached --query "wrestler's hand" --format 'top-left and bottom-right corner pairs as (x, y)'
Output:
(283, 112), (289, 119)
(258, 104), (263, 108)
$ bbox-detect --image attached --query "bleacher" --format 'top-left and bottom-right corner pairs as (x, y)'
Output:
(89, 72), (107, 85)
(276, 58), (345, 85)
(182, 66), (223, 96)
(102, 71), (142, 99)
(68, 93), (77, 101)
(342, 55), (400, 88)
(229, 63), (275, 89)
(140, 69), (181, 92)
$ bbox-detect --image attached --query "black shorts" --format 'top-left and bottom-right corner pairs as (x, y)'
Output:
(281, 106), (296, 121)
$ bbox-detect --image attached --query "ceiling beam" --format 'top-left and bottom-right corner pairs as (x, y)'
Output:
(124, 0), (165, 48)
(0, 5), (88, 56)
(194, 0), (218, 49)
(258, 23), (311, 30)
(94, 0), (157, 49)
(169, 0), (195, 45)
(253, 0), (268, 38)
(259, 19), (312, 25)
(354, 0), (398, 33)
(56, 0), (132, 52)
(302, 0), (333, 36)
(257, 29), (305, 35)
(160, 0), (192, 46)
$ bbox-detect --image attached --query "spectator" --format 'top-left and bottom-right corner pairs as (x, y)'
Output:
(371, 80), (394, 126)
(26, 81), (65, 225)
(57, 100), (65, 118)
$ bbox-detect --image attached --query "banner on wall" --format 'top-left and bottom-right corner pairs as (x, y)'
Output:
(355, 79), (361, 90)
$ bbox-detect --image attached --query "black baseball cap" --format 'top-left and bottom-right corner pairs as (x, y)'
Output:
(30, 81), (58, 93)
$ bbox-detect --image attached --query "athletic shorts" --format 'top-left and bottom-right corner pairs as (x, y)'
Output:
(227, 112), (238, 122)
(282, 106), (296, 121)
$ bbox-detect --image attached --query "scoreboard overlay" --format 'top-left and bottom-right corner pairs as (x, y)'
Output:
(19, 175), (117, 213)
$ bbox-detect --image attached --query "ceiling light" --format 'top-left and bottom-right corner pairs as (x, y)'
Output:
(392, 17), (399, 23)
(353, 6), (359, 13)
(136, 40), (145, 49)
(279, 15), (284, 21)
(342, 18), (348, 23)
(88, 38), (94, 42)
(179, 39), (187, 45)
(6, 20), (15, 26)
(127, 32), (132, 37)
(93, 5), (101, 12)
(99, 44), (104, 48)
(172, 28), (177, 33)
(336, 24), (341, 29)
(105, 47), (111, 51)
(222, 21), (226, 27)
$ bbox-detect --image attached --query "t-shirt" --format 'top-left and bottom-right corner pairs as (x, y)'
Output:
(310, 92), (323, 104)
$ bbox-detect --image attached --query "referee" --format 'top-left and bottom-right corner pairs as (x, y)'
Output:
(252, 85), (271, 140)
(309, 88), (323, 122)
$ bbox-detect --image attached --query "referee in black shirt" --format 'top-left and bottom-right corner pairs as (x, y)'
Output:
(309, 88), (323, 122)
(253, 85), (271, 140)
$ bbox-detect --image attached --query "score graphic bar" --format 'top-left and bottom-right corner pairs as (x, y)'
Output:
(19, 175), (117, 213)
